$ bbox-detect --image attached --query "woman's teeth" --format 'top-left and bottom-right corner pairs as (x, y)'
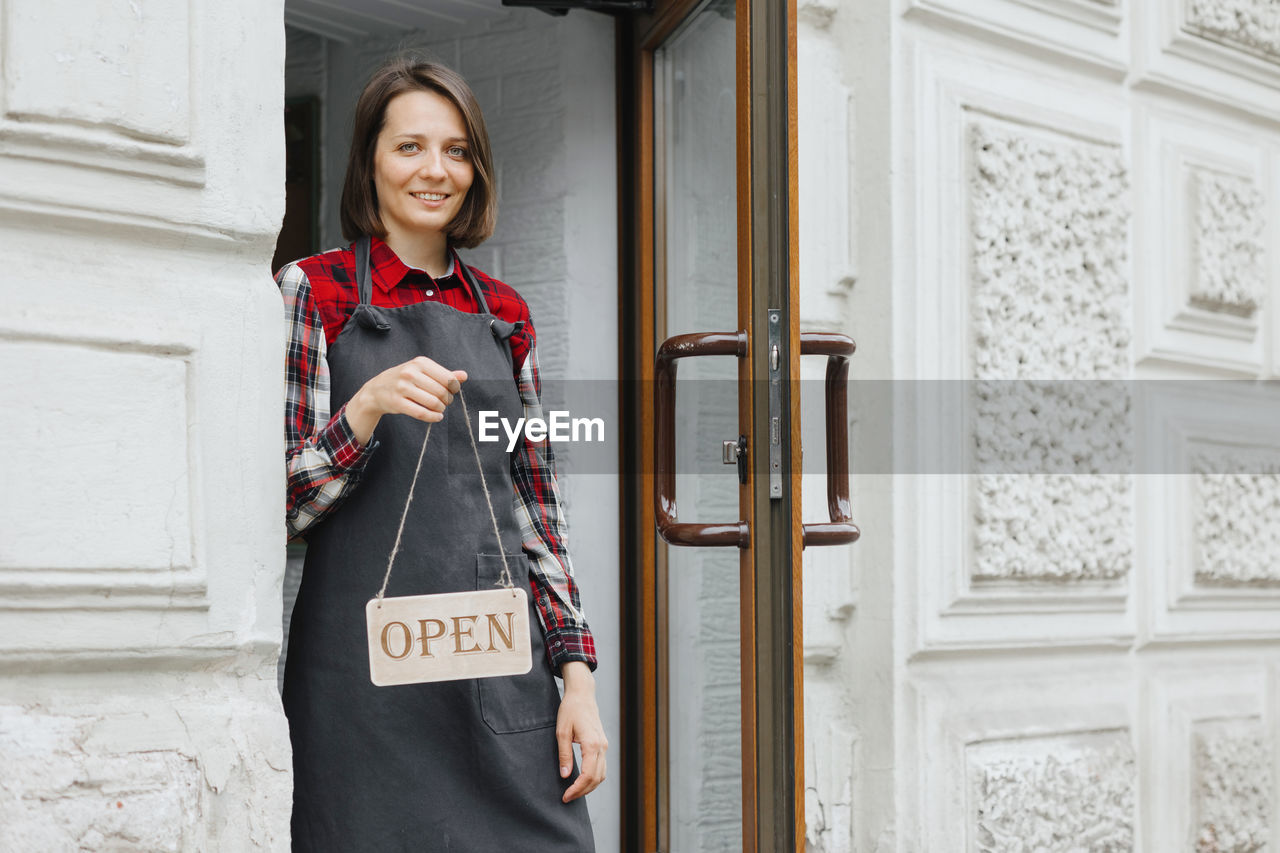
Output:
(413, 192), (447, 201)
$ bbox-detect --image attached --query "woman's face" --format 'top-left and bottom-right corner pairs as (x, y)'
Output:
(373, 89), (474, 244)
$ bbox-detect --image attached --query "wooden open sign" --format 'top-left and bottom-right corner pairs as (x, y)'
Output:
(366, 588), (533, 687)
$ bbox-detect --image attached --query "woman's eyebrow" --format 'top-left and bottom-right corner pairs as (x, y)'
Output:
(390, 132), (469, 143)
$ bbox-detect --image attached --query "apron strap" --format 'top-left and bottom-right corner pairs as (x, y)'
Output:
(452, 248), (493, 316)
(356, 235), (373, 306)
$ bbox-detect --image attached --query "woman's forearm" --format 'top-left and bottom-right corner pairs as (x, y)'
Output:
(560, 661), (595, 694)
(344, 386), (381, 446)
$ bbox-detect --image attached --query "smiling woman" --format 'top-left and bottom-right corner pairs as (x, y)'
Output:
(337, 60), (496, 264)
(369, 90), (475, 273)
(274, 57), (603, 852)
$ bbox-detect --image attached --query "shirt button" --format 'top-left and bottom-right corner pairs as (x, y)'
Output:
(426, 290), (434, 296)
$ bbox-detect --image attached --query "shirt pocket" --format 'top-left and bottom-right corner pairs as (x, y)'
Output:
(474, 553), (560, 734)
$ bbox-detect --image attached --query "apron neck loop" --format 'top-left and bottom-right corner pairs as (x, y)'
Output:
(358, 236), (493, 319)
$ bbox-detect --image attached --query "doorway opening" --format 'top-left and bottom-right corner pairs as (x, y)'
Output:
(275, 3), (623, 849)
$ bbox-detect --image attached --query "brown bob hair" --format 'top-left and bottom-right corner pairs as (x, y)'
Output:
(340, 57), (496, 248)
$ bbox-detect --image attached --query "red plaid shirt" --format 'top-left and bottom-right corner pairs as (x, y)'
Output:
(276, 236), (595, 671)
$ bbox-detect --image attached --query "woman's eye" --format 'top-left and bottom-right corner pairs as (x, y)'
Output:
(450, 146), (468, 158)
(399, 142), (419, 153)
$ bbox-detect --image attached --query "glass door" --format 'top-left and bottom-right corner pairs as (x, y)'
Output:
(618, 0), (856, 851)
(652, 4), (743, 851)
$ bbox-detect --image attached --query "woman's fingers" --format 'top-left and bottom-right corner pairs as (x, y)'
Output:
(561, 745), (606, 803)
(556, 724), (574, 780)
(559, 725), (608, 803)
(412, 356), (466, 396)
(381, 358), (469, 422)
(561, 767), (588, 802)
(399, 370), (453, 411)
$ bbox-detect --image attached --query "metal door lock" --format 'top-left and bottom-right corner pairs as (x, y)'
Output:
(722, 435), (748, 485)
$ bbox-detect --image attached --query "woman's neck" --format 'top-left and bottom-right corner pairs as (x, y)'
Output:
(381, 228), (450, 277)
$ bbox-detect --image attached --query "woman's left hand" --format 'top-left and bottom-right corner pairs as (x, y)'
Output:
(556, 661), (608, 803)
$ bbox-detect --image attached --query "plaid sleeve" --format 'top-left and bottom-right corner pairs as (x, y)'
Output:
(277, 262), (378, 541)
(510, 339), (598, 673)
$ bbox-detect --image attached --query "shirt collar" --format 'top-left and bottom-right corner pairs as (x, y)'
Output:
(367, 235), (459, 293)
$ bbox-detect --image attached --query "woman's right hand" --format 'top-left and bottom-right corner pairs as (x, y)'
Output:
(345, 356), (468, 446)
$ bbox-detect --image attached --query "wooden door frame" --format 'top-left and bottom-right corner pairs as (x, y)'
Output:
(749, 0), (805, 848)
(615, 0), (802, 849)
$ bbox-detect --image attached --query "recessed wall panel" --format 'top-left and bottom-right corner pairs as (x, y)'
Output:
(0, 339), (192, 572)
(910, 43), (1135, 651)
(2, 0), (191, 144)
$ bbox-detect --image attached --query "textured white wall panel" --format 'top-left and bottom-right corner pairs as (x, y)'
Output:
(1134, 0), (1280, 119)
(1139, 382), (1280, 641)
(908, 655), (1135, 852)
(1194, 460), (1280, 587)
(1142, 661), (1272, 852)
(1132, 102), (1270, 374)
(1193, 717), (1272, 851)
(907, 43), (1136, 652)
(967, 732), (1136, 850)
(1185, 0), (1280, 63)
(1190, 169), (1266, 317)
(967, 118), (1133, 587)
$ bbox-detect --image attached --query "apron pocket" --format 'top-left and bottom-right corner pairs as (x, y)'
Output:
(475, 553), (561, 734)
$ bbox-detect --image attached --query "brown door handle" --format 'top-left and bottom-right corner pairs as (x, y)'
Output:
(655, 331), (750, 547)
(800, 332), (860, 547)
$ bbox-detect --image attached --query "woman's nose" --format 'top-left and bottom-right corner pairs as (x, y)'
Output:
(417, 150), (447, 179)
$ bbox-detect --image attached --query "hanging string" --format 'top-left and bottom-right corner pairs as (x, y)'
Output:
(458, 390), (516, 594)
(374, 386), (516, 607)
(374, 421), (432, 604)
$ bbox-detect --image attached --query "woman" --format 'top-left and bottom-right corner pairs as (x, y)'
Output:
(276, 57), (605, 851)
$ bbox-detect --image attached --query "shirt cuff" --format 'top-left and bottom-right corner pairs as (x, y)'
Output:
(322, 403), (378, 472)
(544, 627), (598, 674)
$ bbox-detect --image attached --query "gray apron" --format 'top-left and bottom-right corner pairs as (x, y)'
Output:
(282, 237), (595, 852)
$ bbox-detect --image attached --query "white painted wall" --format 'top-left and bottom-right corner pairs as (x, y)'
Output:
(800, 0), (1280, 850)
(0, 0), (292, 848)
(280, 9), (621, 849)
(26, 0), (1280, 847)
